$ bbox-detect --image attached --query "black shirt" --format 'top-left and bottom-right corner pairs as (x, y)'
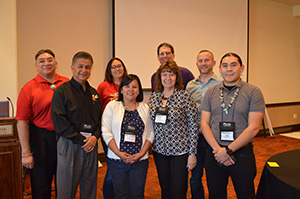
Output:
(51, 78), (103, 145)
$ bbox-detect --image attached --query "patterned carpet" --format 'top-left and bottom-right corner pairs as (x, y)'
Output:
(23, 133), (300, 199)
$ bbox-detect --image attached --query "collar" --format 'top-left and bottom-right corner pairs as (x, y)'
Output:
(35, 73), (62, 84)
(71, 77), (91, 91)
(156, 87), (180, 102)
(195, 73), (220, 83)
(220, 80), (244, 90)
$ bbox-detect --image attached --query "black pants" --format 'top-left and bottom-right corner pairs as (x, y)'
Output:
(205, 144), (256, 199)
(29, 123), (57, 199)
(190, 135), (209, 199)
(153, 151), (188, 199)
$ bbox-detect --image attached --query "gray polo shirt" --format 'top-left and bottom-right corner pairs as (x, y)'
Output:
(202, 80), (265, 146)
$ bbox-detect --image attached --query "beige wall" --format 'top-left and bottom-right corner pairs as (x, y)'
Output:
(17, 0), (112, 91)
(248, 0), (300, 130)
(3, 0), (299, 155)
(0, 0), (18, 115)
(249, 0), (300, 104)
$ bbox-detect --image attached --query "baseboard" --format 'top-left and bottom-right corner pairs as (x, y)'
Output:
(257, 124), (300, 137)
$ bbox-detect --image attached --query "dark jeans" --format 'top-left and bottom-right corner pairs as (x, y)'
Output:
(107, 158), (149, 199)
(190, 135), (208, 199)
(29, 123), (57, 199)
(205, 144), (256, 199)
(100, 137), (115, 199)
(153, 151), (188, 199)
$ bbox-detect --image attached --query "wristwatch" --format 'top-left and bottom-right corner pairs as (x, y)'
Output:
(225, 146), (233, 156)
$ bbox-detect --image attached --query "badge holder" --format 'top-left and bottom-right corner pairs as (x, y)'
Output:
(124, 125), (137, 143)
(155, 107), (168, 124)
(219, 122), (235, 142)
(80, 123), (93, 138)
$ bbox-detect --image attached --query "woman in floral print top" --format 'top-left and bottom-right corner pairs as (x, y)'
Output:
(149, 60), (198, 199)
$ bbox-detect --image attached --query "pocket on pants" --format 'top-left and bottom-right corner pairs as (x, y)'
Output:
(57, 137), (68, 156)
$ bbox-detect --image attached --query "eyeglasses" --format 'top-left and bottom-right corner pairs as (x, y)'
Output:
(159, 52), (171, 56)
(37, 58), (55, 64)
(111, 64), (122, 69)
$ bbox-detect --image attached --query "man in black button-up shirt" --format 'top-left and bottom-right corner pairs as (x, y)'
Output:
(51, 51), (103, 199)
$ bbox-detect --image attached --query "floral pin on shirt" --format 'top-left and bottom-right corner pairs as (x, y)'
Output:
(92, 94), (99, 104)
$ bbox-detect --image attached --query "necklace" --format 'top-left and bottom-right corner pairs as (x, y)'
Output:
(162, 95), (168, 100)
(123, 102), (137, 110)
(220, 87), (240, 114)
(161, 92), (171, 100)
(50, 84), (56, 90)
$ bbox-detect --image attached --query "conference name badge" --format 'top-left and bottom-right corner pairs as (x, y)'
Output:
(80, 123), (93, 138)
(219, 122), (235, 142)
(155, 107), (168, 124)
(124, 125), (137, 143)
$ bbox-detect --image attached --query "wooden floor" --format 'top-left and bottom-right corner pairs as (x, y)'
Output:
(23, 133), (300, 199)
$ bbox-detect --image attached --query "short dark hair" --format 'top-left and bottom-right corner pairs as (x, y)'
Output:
(117, 74), (144, 102)
(220, 52), (243, 66)
(155, 60), (183, 92)
(72, 51), (94, 65)
(104, 57), (128, 82)
(157, 42), (175, 55)
(35, 49), (55, 60)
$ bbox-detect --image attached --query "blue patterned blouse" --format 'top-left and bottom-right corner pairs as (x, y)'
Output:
(120, 109), (145, 155)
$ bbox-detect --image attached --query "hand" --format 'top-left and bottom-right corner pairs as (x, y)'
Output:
(187, 155), (197, 171)
(222, 157), (235, 166)
(82, 136), (97, 153)
(213, 147), (228, 164)
(118, 152), (132, 164)
(213, 147), (235, 166)
(22, 154), (34, 169)
(128, 153), (143, 164)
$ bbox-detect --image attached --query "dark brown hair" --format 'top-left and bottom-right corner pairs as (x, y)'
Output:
(104, 57), (128, 82)
(117, 74), (144, 102)
(155, 60), (183, 92)
(220, 52), (243, 66)
(157, 42), (174, 55)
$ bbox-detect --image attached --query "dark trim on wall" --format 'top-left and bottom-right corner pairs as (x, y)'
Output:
(246, 0), (249, 82)
(257, 124), (300, 137)
(143, 88), (152, 92)
(112, 0), (115, 57)
(266, 102), (300, 108)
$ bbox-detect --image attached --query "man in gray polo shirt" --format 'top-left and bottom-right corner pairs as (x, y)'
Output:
(201, 52), (265, 199)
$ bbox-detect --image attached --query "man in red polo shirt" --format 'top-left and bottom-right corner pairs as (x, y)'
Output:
(16, 49), (69, 199)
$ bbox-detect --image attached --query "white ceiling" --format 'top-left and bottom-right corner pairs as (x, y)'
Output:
(270, 0), (300, 5)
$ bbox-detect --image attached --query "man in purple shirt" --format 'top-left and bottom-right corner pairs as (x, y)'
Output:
(151, 42), (194, 92)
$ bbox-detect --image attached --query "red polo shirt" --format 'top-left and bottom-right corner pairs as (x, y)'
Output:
(16, 73), (69, 131)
